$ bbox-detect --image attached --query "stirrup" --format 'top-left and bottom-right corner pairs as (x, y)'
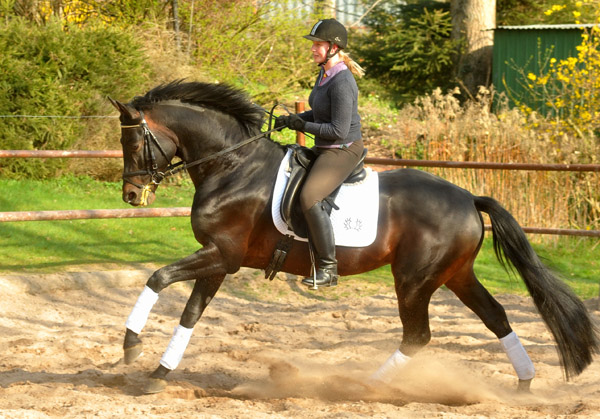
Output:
(301, 269), (338, 289)
(302, 244), (337, 289)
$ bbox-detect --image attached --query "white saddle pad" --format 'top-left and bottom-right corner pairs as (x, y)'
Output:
(271, 148), (379, 247)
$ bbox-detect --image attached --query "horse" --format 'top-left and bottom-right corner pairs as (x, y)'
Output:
(109, 80), (598, 395)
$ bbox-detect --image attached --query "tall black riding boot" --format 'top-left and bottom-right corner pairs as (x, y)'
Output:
(301, 201), (338, 287)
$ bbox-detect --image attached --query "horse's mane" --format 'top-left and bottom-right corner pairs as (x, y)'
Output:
(131, 80), (265, 132)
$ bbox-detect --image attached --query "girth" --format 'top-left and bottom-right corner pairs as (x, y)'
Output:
(279, 144), (368, 238)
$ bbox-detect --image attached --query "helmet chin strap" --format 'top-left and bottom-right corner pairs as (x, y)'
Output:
(319, 42), (339, 67)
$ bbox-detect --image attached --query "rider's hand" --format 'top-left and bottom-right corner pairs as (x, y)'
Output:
(274, 115), (288, 131)
(274, 114), (305, 132)
(286, 114), (306, 131)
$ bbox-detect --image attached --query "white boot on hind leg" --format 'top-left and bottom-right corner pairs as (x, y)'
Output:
(500, 331), (535, 386)
(369, 349), (411, 384)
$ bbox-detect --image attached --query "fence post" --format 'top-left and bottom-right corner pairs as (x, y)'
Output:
(295, 101), (305, 146)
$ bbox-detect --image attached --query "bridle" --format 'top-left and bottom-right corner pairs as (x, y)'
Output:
(121, 110), (173, 186)
(121, 109), (282, 205)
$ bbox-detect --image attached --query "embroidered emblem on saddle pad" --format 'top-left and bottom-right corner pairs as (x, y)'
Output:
(271, 148), (379, 247)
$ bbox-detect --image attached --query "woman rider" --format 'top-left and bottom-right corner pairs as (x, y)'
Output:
(276, 18), (365, 288)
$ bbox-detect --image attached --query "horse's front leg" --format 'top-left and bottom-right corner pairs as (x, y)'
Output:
(143, 273), (225, 394)
(122, 246), (227, 378)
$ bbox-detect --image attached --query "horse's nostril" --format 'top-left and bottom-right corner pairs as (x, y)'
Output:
(126, 191), (138, 203)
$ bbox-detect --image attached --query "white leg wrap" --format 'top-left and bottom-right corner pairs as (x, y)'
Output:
(500, 331), (535, 380)
(370, 349), (411, 383)
(159, 325), (194, 370)
(125, 286), (159, 334)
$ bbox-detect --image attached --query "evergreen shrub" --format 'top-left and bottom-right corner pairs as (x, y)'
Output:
(0, 18), (149, 178)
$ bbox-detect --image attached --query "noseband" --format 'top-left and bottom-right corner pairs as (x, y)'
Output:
(121, 110), (183, 205)
(121, 109), (282, 205)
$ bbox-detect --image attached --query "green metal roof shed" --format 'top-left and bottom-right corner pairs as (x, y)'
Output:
(493, 24), (595, 112)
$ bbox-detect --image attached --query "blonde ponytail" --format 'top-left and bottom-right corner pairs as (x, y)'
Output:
(339, 50), (365, 78)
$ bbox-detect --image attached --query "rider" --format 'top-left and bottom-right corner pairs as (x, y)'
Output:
(276, 18), (365, 287)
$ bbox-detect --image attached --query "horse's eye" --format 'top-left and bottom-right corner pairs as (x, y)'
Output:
(130, 141), (143, 153)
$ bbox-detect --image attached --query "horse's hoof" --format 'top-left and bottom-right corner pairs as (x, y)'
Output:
(124, 344), (143, 365)
(517, 378), (532, 393)
(144, 377), (168, 394)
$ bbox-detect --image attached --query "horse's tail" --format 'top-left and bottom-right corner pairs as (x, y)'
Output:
(474, 195), (599, 379)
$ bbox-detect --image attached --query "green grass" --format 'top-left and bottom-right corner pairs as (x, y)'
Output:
(0, 176), (598, 299)
(345, 236), (599, 300)
(0, 176), (200, 271)
(471, 238), (599, 298)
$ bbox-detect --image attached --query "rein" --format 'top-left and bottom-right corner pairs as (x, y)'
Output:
(121, 110), (281, 205)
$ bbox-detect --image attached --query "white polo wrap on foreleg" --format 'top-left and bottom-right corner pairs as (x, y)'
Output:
(160, 324), (194, 370)
(370, 349), (411, 383)
(500, 331), (535, 380)
(125, 286), (159, 334)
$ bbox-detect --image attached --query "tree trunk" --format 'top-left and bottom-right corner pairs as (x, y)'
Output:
(451, 0), (496, 97)
(315, 0), (337, 16)
(172, 0), (181, 51)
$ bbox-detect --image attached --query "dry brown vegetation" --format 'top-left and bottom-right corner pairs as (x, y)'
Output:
(361, 87), (600, 234)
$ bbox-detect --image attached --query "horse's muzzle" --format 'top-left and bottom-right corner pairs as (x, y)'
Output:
(123, 183), (156, 207)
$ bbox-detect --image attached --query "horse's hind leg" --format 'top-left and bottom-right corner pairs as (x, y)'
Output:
(371, 273), (438, 383)
(445, 268), (535, 391)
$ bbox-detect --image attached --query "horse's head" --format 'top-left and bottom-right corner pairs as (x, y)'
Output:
(110, 81), (268, 205)
(109, 97), (178, 207)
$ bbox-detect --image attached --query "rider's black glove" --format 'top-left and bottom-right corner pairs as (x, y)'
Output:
(274, 114), (305, 132)
(286, 114), (306, 131)
(274, 115), (288, 130)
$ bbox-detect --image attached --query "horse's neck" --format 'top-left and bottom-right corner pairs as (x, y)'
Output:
(172, 118), (283, 182)
(154, 103), (285, 179)
(168, 107), (238, 158)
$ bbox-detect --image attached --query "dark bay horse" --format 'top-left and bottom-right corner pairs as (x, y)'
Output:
(109, 80), (598, 395)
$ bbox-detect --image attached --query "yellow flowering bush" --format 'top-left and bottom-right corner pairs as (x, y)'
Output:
(516, 1), (600, 161)
(9, 0), (165, 26)
(506, 1), (600, 230)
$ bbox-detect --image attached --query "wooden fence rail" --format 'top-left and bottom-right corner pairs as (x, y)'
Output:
(1, 149), (599, 237)
(1, 150), (600, 172)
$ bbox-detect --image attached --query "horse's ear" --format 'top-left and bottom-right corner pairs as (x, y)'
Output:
(108, 96), (136, 120)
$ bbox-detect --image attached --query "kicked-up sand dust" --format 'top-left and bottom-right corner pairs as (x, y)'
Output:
(0, 267), (599, 418)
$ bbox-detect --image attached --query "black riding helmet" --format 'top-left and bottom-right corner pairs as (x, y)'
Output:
(304, 18), (347, 66)
(304, 18), (348, 49)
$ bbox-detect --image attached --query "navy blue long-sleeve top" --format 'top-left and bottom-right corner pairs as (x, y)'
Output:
(299, 64), (362, 147)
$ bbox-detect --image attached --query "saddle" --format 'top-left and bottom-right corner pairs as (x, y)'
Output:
(280, 144), (368, 238)
(265, 144), (369, 280)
